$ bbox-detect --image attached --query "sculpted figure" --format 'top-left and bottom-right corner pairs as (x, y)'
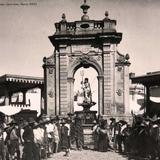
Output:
(81, 78), (92, 104)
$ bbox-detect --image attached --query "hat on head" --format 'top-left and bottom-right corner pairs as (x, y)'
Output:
(28, 117), (35, 124)
(153, 119), (160, 124)
(140, 122), (146, 127)
(4, 126), (11, 132)
(60, 119), (66, 124)
(84, 78), (88, 83)
(55, 115), (60, 121)
(8, 120), (17, 126)
(67, 112), (74, 116)
(119, 120), (127, 125)
(33, 122), (41, 128)
(41, 114), (48, 120)
(22, 120), (29, 128)
(50, 114), (55, 119)
(38, 119), (47, 126)
(19, 117), (24, 122)
(65, 117), (72, 123)
(145, 117), (153, 122)
(110, 117), (116, 121)
(75, 116), (81, 120)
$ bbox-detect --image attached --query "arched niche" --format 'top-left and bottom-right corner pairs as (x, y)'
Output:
(67, 55), (104, 114)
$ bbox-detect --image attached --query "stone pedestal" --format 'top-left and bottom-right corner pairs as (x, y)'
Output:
(75, 110), (97, 124)
(83, 124), (95, 149)
(74, 102), (97, 149)
(75, 102), (97, 124)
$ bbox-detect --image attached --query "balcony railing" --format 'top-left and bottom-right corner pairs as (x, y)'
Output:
(55, 19), (116, 34)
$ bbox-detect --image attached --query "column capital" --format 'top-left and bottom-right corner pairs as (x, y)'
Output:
(97, 75), (104, 80)
(42, 63), (55, 69)
(67, 77), (75, 83)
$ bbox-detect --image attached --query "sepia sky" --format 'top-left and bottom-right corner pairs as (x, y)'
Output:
(0, 0), (160, 77)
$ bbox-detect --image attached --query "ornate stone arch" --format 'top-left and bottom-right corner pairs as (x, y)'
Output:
(67, 55), (104, 114)
(68, 55), (103, 78)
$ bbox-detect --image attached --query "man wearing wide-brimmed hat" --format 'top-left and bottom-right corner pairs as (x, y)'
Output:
(0, 118), (6, 160)
(49, 117), (59, 154)
(70, 116), (84, 151)
(22, 117), (37, 160)
(7, 120), (21, 160)
(109, 117), (116, 143)
(67, 113), (74, 120)
(60, 118), (70, 156)
(45, 116), (54, 157)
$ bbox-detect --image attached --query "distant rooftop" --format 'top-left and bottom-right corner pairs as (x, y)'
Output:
(131, 71), (160, 86)
(0, 74), (44, 96)
(0, 74), (43, 84)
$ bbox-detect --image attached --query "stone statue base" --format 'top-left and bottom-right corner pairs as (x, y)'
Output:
(75, 101), (97, 149)
(75, 101), (97, 124)
(75, 110), (97, 124)
(77, 101), (96, 112)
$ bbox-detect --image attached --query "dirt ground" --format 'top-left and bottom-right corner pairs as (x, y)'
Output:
(48, 150), (128, 160)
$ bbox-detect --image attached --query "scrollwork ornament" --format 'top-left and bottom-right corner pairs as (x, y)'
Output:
(96, 55), (101, 61)
(116, 89), (122, 96)
(117, 66), (122, 72)
(69, 56), (74, 63)
(48, 90), (54, 98)
(49, 68), (54, 74)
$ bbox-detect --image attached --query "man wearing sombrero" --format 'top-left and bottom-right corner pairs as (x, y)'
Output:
(22, 117), (38, 160)
(0, 118), (6, 160)
(60, 118), (70, 156)
(8, 120), (21, 160)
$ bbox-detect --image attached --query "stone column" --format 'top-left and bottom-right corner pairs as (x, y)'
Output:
(124, 65), (130, 114)
(103, 43), (114, 115)
(43, 55), (56, 115)
(55, 52), (60, 115)
(97, 75), (104, 115)
(67, 77), (75, 113)
(59, 45), (68, 115)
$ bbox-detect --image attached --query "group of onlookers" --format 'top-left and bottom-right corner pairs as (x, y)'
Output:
(92, 115), (129, 153)
(1, 113), (160, 160)
(125, 114), (160, 159)
(92, 114), (160, 160)
(0, 113), (84, 160)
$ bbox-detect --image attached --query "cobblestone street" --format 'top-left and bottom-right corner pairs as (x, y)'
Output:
(48, 150), (129, 160)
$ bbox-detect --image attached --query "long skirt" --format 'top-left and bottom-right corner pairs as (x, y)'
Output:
(98, 134), (109, 152)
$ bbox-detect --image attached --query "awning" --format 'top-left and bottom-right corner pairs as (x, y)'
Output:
(131, 72), (160, 86)
(0, 74), (44, 97)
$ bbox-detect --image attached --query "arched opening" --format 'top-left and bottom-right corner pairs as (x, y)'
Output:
(67, 55), (103, 115)
(73, 67), (98, 113)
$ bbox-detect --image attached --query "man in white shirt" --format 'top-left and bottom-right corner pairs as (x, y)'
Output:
(45, 118), (54, 157)
(51, 119), (59, 153)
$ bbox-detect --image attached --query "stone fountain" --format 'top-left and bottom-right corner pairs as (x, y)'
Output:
(75, 77), (97, 124)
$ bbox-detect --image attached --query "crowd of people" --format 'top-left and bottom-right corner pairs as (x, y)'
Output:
(0, 113), (84, 160)
(92, 114), (160, 160)
(0, 113), (160, 160)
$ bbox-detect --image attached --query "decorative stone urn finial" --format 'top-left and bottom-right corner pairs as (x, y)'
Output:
(80, 0), (90, 21)
(61, 13), (67, 22)
(104, 11), (109, 21)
